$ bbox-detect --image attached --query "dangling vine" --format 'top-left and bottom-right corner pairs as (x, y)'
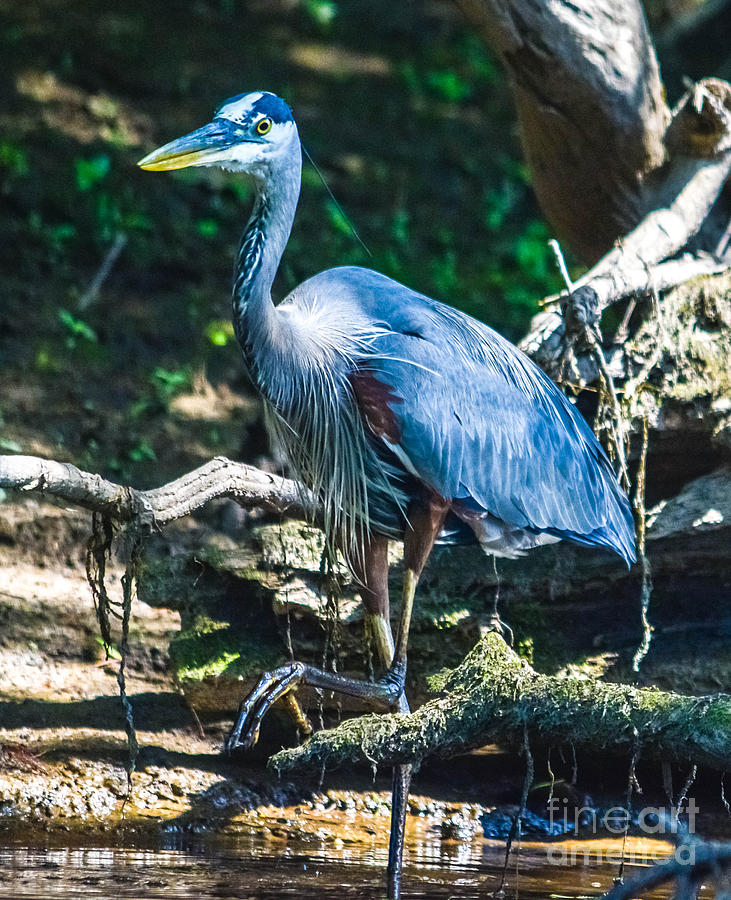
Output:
(85, 514), (142, 788)
(550, 240), (660, 674)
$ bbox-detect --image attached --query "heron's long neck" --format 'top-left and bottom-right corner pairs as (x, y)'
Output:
(233, 151), (302, 385)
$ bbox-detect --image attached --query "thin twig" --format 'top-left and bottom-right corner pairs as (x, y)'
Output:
(632, 417), (653, 672)
(616, 729), (641, 884)
(498, 723), (534, 894)
(549, 239), (575, 291)
(118, 537), (142, 788)
(78, 233), (128, 311)
(590, 339), (629, 488)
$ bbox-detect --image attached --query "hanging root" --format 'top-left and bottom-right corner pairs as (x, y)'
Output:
(85, 515), (141, 785)
(85, 513), (118, 652)
(118, 538), (142, 786)
(616, 728), (641, 884)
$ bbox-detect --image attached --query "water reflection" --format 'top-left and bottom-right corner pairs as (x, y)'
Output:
(0, 831), (683, 899)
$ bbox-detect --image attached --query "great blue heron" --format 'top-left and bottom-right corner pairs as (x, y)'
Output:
(139, 90), (636, 898)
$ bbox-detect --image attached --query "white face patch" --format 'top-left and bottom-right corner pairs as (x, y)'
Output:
(217, 92), (265, 124)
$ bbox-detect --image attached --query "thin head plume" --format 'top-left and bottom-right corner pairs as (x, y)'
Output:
(302, 144), (372, 259)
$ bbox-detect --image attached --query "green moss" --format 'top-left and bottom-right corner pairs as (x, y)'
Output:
(702, 698), (731, 731)
(169, 614), (283, 682)
(272, 633), (731, 775)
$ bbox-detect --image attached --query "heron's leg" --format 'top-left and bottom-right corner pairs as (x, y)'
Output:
(354, 534), (396, 672)
(384, 492), (451, 700)
(352, 537), (413, 900)
(385, 493), (450, 899)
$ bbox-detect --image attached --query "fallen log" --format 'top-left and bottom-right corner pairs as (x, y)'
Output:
(269, 632), (731, 775)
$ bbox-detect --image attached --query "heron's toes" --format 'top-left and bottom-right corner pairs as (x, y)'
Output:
(380, 659), (408, 711)
(224, 710), (261, 755)
(224, 662), (306, 755)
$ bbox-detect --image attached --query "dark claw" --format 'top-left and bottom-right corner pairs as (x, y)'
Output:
(224, 662), (305, 755)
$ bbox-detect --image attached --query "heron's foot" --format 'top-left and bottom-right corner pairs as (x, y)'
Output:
(225, 661), (306, 755)
(380, 659), (408, 712)
(224, 658), (409, 756)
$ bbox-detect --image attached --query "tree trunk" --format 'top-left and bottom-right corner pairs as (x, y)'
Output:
(453, 0), (669, 264)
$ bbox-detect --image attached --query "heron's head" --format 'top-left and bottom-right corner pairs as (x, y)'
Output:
(138, 91), (297, 178)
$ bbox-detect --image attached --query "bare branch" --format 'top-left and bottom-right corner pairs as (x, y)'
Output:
(519, 75), (731, 378)
(601, 842), (731, 900)
(520, 251), (729, 366)
(521, 160), (731, 375)
(0, 454), (312, 527)
(77, 232), (128, 311)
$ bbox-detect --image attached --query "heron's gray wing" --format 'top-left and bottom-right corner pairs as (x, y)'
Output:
(355, 301), (635, 563)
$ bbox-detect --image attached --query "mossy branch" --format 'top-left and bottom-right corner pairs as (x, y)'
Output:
(270, 633), (731, 775)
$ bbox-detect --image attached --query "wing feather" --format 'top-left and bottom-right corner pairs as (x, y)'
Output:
(354, 301), (635, 563)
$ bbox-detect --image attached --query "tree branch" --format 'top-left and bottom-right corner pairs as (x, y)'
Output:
(601, 842), (731, 900)
(269, 633), (731, 775)
(0, 454), (312, 528)
(520, 79), (731, 378)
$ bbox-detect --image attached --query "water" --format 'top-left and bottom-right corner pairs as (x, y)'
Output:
(0, 831), (681, 899)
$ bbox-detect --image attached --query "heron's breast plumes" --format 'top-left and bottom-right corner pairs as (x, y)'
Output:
(255, 300), (407, 565)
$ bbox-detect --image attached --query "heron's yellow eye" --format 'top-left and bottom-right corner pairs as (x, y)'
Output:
(256, 117), (273, 136)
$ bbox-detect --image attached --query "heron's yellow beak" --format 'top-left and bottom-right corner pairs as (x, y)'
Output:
(138, 119), (238, 171)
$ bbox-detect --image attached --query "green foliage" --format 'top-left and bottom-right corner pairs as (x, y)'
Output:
(96, 637), (122, 660)
(130, 366), (192, 420)
(0, 142), (29, 177)
(27, 212), (76, 263)
(325, 199), (352, 237)
(58, 309), (97, 347)
(196, 218), (219, 239)
(151, 366), (190, 399)
(106, 439), (158, 481)
(127, 440), (157, 463)
(303, 0), (337, 30)
(205, 319), (235, 347)
(515, 220), (553, 281)
(425, 69), (471, 103)
(75, 155), (111, 192)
